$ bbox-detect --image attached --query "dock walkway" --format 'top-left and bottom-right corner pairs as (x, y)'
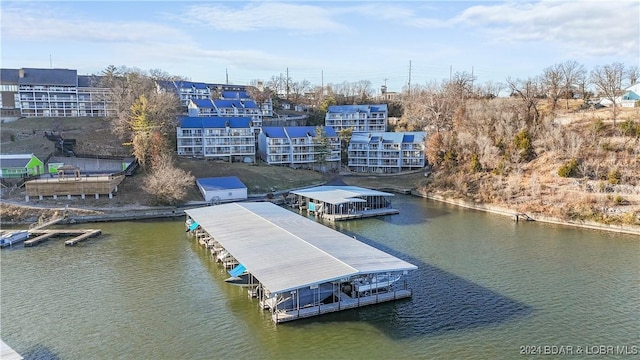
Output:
(25, 229), (101, 247)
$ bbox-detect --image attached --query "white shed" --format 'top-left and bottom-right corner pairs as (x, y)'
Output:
(196, 176), (247, 202)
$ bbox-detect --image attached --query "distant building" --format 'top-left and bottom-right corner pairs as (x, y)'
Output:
(176, 116), (255, 162)
(196, 176), (247, 202)
(187, 98), (262, 128)
(258, 126), (340, 171)
(0, 69), (21, 118)
(0, 68), (115, 118)
(325, 104), (388, 133)
(173, 81), (211, 108)
(348, 132), (426, 173)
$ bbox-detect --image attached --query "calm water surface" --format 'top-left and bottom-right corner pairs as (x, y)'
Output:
(1, 195), (639, 359)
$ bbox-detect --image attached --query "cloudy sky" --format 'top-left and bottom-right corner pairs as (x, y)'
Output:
(1, 0), (638, 92)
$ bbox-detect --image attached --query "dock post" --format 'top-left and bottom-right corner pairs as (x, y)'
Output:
(67, 194), (72, 199)
(95, 194), (99, 199)
(39, 195), (43, 200)
(53, 194), (57, 199)
(25, 195), (29, 202)
(81, 193), (85, 199)
(109, 193), (113, 199)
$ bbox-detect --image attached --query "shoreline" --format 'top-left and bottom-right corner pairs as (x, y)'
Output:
(411, 189), (640, 236)
(3, 189), (639, 236)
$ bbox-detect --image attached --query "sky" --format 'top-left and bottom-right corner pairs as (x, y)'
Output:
(1, 0), (638, 93)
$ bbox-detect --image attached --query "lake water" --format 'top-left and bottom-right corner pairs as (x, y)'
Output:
(1, 195), (639, 359)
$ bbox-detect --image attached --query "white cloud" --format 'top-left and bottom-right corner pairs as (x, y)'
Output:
(451, 0), (639, 57)
(1, 3), (186, 44)
(180, 2), (346, 33)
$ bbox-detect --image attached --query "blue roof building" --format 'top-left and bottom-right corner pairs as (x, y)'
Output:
(325, 104), (388, 133)
(176, 116), (255, 162)
(196, 176), (247, 202)
(348, 131), (426, 174)
(258, 126), (340, 172)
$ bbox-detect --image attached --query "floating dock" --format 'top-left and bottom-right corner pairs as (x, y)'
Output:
(185, 202), (416, 324)
(25, 229), (101, 246)
(289, 185), (399, 221)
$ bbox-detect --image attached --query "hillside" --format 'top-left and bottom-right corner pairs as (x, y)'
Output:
(1, 106), (639, 230)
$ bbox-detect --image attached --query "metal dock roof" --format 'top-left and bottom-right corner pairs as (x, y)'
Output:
(184, 202), (416, 294)
(290, 186), (394, 205)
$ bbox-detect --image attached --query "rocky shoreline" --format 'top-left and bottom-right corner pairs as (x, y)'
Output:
(3, 188), (639, 237)
(412, 189), (640, 236)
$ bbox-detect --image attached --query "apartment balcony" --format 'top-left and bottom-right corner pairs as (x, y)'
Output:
(268, 155), (290, 163)
(348, 160), (368, 166)
(267, 148), (289, 154)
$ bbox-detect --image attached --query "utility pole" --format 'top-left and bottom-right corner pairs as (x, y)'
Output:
(49, 54), (52, 68)
(408, 60), (412, 96)
(225, 68), (229, 85)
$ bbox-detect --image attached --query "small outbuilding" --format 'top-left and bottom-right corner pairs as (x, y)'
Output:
(0, 153), (44, 178)
(196, 176), (247, 203)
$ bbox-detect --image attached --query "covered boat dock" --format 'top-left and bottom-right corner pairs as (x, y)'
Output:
(185, 202), (417, 323)
(289, 185), (399, 221)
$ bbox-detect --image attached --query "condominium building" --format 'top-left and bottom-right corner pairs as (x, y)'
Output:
(173, 81), (211, 107)
(348, 132), (426, 173)
(0, 68), (114, 118)
(176, 116), (255, 162)
(258, 126), (340, 171)
(188, 98), (262, 128)
(0, 69), (20, 117)
(325, 104), (388, 133)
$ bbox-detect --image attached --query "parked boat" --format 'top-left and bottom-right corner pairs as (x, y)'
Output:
(353, 273), (402, 294)
(0, 230), (29, 248)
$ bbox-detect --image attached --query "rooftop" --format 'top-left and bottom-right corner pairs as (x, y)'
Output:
(184, 202), (416, 295)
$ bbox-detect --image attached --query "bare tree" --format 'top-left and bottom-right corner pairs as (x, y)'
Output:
(627, 65), (639, 86)
(506, 76), (543, 127)
(477, 80), (504, 99)
(401, 81), (458, 133)
(353, 80), (374, 103)
(591, 62), (626, 123)
(266, 74), (286, 98)
(142, 153), (195, 205)
(289, 79), (310, 103)
(559, 60), (586, 109)
(542, 63), (563, 112)
(449, 71), (476, 101)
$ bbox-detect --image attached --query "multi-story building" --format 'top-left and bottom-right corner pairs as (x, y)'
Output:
(0, 69), (21, 118)
(188, 98), (262, 128)
(17, 68), (79, 117)
(258, 126), (340, 171)
(325, 104), (388, 133)
(348, 131), (426, 173)
(173, 81), (211, 108)
(0, 68), (114, 118)
(176, 116), (255, 163)
(77, 75), (114, 117)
